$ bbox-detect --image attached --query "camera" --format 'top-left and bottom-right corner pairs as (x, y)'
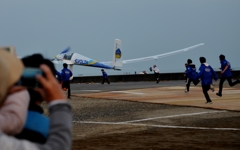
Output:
(16, 67), (43, 88)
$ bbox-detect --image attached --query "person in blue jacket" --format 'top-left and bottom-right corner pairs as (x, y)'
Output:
(55, 70), (62, 83)
(216, 54), (240, 97)
(196, 57), (218, 104)
(185, 59), (200, 93)
(61, 63), (73, 98)
(101, 69), (110, 84)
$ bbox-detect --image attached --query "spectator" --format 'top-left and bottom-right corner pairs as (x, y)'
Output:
(17, 54), (58, 143)
(0, 54), (72, 150)
(0, 50), (30, 135)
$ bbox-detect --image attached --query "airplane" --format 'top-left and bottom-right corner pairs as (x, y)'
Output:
(53, 39), (205, 72)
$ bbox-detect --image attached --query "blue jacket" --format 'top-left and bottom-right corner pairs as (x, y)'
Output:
(102, 71), (108, 78)
(61, 68), (72, 81)
(220, 59), (232, 77)
(196, 63), (218, 85)
(186, 64), (197, 79)
(55, 70), (62, 82)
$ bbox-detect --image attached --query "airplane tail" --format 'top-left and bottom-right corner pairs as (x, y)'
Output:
(112, 39), (123, 67)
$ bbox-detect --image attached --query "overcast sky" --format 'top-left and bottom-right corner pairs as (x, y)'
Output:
(1, 0), (239, 76)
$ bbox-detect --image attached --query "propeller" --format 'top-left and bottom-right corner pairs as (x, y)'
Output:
(60, 46), (71, 54)
(51, 46), (71, 61)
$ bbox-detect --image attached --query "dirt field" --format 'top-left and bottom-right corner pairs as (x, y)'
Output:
(65, 97), (240, 150)
(73, 128), (240, 150)
(40, 81), (240, 150)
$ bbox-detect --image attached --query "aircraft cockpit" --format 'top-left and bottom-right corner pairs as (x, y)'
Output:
(63, 53), (74, 60)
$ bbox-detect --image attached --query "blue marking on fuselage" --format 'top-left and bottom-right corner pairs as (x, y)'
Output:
(74, 59), (113, 69)
(74, 59), (89, 65)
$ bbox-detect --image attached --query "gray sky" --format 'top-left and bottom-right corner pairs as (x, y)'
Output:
(1, 0), (240, 76)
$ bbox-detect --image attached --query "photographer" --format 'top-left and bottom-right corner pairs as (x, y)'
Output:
(16, 54), (59, 143)
(0, 50), (72, 150)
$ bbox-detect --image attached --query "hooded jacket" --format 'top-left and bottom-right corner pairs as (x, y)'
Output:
(196, 63), (218, 85)
(186, 64), (197, 79)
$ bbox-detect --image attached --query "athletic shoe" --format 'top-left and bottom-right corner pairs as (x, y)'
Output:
(216, 93), (222, 97)
(185, 90), (188, 93)
(210, 84), (214, 92)
(205, 101), (212, 104)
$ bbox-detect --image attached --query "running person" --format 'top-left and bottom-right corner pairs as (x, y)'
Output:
(216, 54), (240, 97)
(152, 65), (160, 83)
(101, 69), (110, 84)
(196, 57), (218, 104)
(185, 59), (200, 93)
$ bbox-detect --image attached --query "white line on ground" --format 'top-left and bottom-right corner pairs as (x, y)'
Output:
(72, 121), (240, 131)
(80, 90), (102, 92)
(109, 91), (144, 95)
(117, 110), (227, 123)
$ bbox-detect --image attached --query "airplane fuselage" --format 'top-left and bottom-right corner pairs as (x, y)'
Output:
(57, 53), (114, 69)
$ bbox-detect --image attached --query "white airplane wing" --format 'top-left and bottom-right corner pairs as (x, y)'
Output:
(120, 43), (204, 64)
(101, 43), (204, 65)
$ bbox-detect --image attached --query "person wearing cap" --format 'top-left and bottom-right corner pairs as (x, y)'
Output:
(0, 50), (30, 135)
(61, 63), (73, 98)
(195, 57), (218, 104)
(152, 65), (160, 83)
(185, 59), (200, 93)
(216, 54), (240, 97)
(0, 50), (72, 150)
(101, 69), (110, 84)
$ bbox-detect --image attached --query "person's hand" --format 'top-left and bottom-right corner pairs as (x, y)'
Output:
(7, 86), (27, 95)
(221, 71), (224, 74)
(35, 64), (65, 102)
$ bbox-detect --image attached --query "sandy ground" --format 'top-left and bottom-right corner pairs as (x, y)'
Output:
(42, 81), (240, 150)
(60, 97), (240, 150)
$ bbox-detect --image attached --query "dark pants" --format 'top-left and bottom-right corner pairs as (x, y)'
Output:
(218, 76), (240, 95)
(102, 78), (110, 84)
(62, 81), (71, 98)
(154, 73), (160, 83)
(202, 84), (212, 102)
(186, 78), (200, 91)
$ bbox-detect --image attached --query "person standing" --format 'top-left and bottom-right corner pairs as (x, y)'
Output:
(101, 69), (110, 84)
(216, 54), (240, 97)
(185, 59), (200, 93)
(61, 63), (73, 98)
(195, 57), (218, 104)
(152, 65), (160, 83)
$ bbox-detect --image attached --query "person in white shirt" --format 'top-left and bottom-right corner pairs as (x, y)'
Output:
(152, 65), (160, 83)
